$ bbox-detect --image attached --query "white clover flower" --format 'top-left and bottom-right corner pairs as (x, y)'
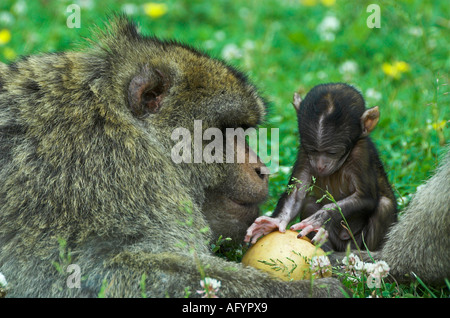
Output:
(77, 0), (94, 9)
(364, 260), (389, 289)
(0, 12), (15, 26)
(317, 15), (340, 42)
(310, 255), (331, 277)
(342, 255), (390, 288)
(121, 3), (139, 15)
(204, 40), (216, 50)
(243, 40), (255, 51)
(354, 259), (364, 271)
(318, 16), (340, 32)
(372, 260), (390, 277)
(342, 253), (361, 269)
(12, 0), (27, 15)
(196, 277), (221, 298)
(222, 43), (243, 60)
(366, 274), (381, 288)
(214, 31), (226, 41)
(363, 262), (374, 273)
(339, 60), (358, 75)
(0, 272), (7, 287)
(341, 253), (365, 281)
(365, 88), (382, 102)
(408, 27), (423, 37)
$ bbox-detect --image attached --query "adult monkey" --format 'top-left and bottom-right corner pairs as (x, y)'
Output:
(0, 16), (344, 297)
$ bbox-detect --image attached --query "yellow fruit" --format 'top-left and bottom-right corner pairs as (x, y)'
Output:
(242, 230), (331, 281)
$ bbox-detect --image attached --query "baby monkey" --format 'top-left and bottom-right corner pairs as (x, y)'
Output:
(245, 83), (397, 251)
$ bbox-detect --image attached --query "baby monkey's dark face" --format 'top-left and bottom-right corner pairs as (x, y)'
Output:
(302, 141), (350, 177)
(297, 84), (364, 178)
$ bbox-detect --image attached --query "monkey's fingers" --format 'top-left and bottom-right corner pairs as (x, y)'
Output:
(311, 228), (329, 245)
(278, 219), (288, 233)
(297, 225), (316, 238)
(289, 221), (308, 231)
(244, 217), (281, 243)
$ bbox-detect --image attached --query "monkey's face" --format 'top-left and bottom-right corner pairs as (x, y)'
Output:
(297, 84), (364, 178)
(121, 38), (269, 240)
(300, 115), (354, 178)
(303, 144), (350, 177)
(125, 43), (267, 185)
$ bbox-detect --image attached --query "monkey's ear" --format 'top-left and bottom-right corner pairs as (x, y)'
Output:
(361, 106), (380, 136)
(292, 93), (302, 111)
(128, 66), (169, 118)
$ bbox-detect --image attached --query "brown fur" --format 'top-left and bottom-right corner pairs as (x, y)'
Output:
(0, 16), (344, 297)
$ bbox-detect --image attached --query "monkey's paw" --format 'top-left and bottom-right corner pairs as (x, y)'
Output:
(290, 211), (329, 244)
(244, 216), (288, 244)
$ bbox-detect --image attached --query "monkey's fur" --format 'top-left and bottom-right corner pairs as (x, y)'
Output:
(330, 147), (450, 286)
(376, 148), (450, 285)
(0, 16), (344, 297)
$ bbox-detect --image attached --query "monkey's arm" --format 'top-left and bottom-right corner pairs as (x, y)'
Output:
(106, 251), (345, 297)
(244, 168), (311, 244)
(244, 154), (313, 244)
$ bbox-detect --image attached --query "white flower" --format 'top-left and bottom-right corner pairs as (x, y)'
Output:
(342, 253), (361, 269)
(0, 272), (7, 287)
(243, 40), (255, 51)
(408, 27), (423, 37)
(77, 0), (94, 9)
(196, 277), (221, 298)
(204, 40), (216, 50)
(364, 260), (389, 289)
(366, 274), (381, 288)
(310, 255), (331, 277)
(121, 3), (139, 15)
(365, 88), (382, 102)
(341, 255), (390, 288)
(372, 260), (390, 277)
(12, 0), (27, 15)
(204, 277), (221, 289)
(339, 60), (358, 75)
(317, 15), (340, 42)
(214, 31), (226, 41)
(0, 12), (15, 26)
(222, 43), (243, 60)
(318, 16), (340, 32)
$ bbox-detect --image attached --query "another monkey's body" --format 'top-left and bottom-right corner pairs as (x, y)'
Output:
(245, 84), (397, 251)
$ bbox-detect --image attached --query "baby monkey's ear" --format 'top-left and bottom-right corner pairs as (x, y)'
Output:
(292, 92), (302, 111)
(361, 106), (380, 137)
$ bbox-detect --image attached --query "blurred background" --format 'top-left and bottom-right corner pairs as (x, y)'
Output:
(0, 0), (448, 213)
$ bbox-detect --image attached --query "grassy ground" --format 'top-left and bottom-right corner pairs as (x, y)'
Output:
(0, 0), (448, 297)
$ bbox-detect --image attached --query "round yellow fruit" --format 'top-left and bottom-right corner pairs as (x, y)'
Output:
(242, 230), (331, 281)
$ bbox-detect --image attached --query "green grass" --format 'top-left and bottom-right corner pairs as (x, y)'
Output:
(0, 0), (448, 298)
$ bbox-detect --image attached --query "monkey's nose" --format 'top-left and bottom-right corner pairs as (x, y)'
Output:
(317, 164), (327, 173)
